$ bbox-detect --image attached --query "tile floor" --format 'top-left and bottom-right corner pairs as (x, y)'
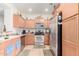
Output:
(18, 45), (53, 56)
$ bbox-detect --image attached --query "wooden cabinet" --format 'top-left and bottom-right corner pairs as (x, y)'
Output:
(57, 3), (78, 20)
(0, 49), (5, 56)
(25, 35), (28, 44)
(25, 20), (29, 28)
(25, 34), (35, 45)
(54, 3), (79, 56)
(0, 36), (21, 56)
(62, 15), (78, 56)
(13, 15), (25, 28)
(44, 20), (50, 28)
(20, 36), (25, 51)
(44, 34), (50, 45)
(25, 20), (50, 28)
(25, 33), (50, 45)
(62, 41), (78, 56)
(13, 15), (50, 28)
(19, 17), (25, 28)
(0, 43), (5, 56)
(28, 20), (35, 28)
(13, 15), (20, 27)
(25, 20), (35, 28)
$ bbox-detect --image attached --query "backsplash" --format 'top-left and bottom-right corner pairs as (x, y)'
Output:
(14, 27), (50, 35)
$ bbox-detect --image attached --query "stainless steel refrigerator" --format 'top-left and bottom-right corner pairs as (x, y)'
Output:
(50, 12), (62, 56)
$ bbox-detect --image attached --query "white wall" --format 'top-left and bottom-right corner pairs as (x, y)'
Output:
(4, 7), (14, 32)
(0, 15), (4, 32)
(3, 3), (20, 32)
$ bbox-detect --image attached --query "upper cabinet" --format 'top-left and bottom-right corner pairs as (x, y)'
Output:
(13, 15), (20, 27)
(25, 19), (50, 28)
(13, 15), (25, 28)
(25, 20), (35, 28)
(13, 15), (50, 28)
(57, 3), (79, 20)
(44, 20), (50, 28)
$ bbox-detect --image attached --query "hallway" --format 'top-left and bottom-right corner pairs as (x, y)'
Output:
(18, 45), (53, 56)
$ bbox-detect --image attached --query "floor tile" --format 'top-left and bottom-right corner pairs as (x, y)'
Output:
(18, 45), (53, 56)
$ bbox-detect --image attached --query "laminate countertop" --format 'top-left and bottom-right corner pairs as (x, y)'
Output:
(0, 34), (26, 44)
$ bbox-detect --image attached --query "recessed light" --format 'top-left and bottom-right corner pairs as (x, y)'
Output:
(45, 8), (48, 12)
(28, 8), (32, 12)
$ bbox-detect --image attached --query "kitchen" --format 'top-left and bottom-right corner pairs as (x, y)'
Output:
(0, 3), (79, 56)
(0, 3), (53, 56)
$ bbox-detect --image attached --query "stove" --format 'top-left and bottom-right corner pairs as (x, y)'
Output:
(35, 35), (44, 45)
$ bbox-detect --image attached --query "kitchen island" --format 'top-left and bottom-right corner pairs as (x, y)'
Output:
(0, 35), (24, 56)
(0, 32), (50, 56)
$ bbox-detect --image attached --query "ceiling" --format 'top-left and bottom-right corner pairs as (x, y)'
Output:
(12, 3), (55, 15)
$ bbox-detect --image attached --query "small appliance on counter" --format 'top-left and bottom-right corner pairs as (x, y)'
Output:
(21, 30), (26, 34)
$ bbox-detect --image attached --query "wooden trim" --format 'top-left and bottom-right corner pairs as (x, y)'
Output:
(63, 13), (79, 22)
(63, 40), (77, 47)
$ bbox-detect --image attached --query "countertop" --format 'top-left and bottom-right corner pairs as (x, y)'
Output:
(0, 34), (26, 43)
(0, 33), (49, 44)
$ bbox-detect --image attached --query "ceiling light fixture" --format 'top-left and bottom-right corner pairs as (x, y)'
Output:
(45, 8), (48, 12)
(28, 8), (32, 12)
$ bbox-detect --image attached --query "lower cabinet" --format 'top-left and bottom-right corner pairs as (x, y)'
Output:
(62, 15), (78, 56)
(21, 36), (25, 50)
(0, 37), (21, 56)
(0, 42), (5, 56)
(25, 35), (35, 45)
(44, 34), (50, 45)
(6, 45), (14, 56)
(25, 34), (50, 45)
(15, 39), (21, 55)
(0, 49), (5, 56)
(62, 40), (78, 56)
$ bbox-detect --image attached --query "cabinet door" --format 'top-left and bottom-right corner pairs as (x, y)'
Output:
(57, 3), (78, 20)
(62, 41), (78, 56)
(25, 35), (29, 45)
(29, 20), (35, 28)
(19, 16), (23, 28)
(28, 35), (35, 44)
(6, 44), (14, 56)
(44, 20), (50, 28)
(25, 20), (29, 28)
(20, 37), (25, 50)
(0, 42), (5, 56)
(62, 15), (78, 56)
(44, 34), (50, 45)
(25, 20), (35, 28)
(25, 35), (35, 45)
(0, 49), (5, 56)
(13, 15), (18, 27)
(13, 15), (20, 27)
(13, 15), (25, 28)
